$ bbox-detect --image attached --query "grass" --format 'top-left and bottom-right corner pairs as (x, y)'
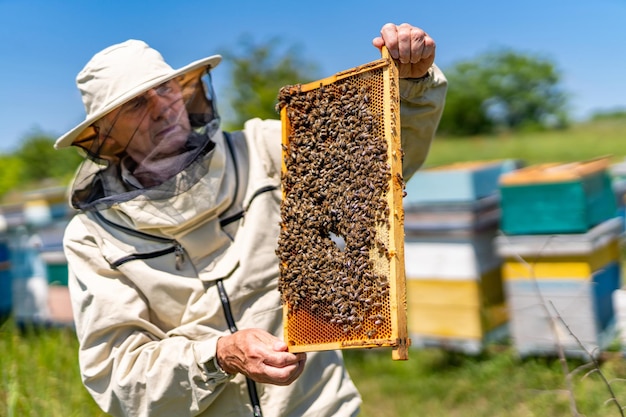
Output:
(344, 345), (626, 417)
(425, 118), (626, 168)
(3, 118), (626, 416)
(0, 321), (106, 417)
(3, 319), (626, 417)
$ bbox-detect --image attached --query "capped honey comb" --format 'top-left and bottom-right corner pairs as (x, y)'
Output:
(276, 47), (409, 360)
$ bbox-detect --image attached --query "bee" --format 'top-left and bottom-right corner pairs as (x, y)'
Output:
(278, 77), (397, 339)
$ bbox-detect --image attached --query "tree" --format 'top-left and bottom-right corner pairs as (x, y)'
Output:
(218, 35), (320, 130)
(438, 48), (569, 136)
(0, 155), (23, 198)
(14, 133), (83, 184)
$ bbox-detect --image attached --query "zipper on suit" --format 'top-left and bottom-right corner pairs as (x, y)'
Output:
(111, 242), (186, 270)
(94, 211), (186, 270)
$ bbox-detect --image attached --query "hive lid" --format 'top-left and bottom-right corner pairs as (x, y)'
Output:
(495, 216), (623, 257)
(499, 157), (611, 186)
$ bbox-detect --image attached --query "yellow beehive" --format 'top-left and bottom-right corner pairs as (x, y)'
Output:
(502, 238), (620, 280)
(407, 268), (508, 340)
(276, 47), (409, 360)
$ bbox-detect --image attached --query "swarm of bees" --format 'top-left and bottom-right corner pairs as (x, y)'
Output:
(276, 79), (394, 340)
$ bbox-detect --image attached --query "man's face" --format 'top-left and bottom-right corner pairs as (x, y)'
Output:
(97, 80), (191, 163)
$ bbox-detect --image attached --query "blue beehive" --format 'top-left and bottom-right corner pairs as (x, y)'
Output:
(499, 158), (617, 235)
(0, 239), (12, 324)
(405, 159), (522, 204)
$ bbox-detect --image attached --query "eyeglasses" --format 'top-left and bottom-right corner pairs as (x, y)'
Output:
(119, 80), (182, 116)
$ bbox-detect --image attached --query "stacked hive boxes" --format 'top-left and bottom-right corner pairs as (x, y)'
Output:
(495, 158), (621, 358)
(2, 196), (74, 329)
(404, 160), (521, 354)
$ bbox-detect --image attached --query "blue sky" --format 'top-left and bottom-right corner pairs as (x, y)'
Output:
(1, 0), (624, 154)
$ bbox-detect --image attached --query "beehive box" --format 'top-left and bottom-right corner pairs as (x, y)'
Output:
(499, 158), (616, 235)
(404, 159), (522, 204)
(404, 193), (500, 233)
(505, 262), (620, 358)
(276, 48), (409, 359)
(495, 216), (623, 258)
(41, 250), (74, 327)
(407, 267), (508, 341)
(501, 238), (620, 281)
(404, 226), (502, 280)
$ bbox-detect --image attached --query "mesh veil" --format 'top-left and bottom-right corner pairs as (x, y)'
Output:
(69, 70), (221, 212)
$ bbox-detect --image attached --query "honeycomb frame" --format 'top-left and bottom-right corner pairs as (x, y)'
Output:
(277, 47), (409, 360)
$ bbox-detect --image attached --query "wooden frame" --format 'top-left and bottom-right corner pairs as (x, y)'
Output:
(277, 47), (409, 360)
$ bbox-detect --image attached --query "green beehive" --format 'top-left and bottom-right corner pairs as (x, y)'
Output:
(499, 158), (617, 235)
(42, 251), (69, 286)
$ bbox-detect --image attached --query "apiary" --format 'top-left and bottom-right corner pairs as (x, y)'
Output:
(499, 158), (617, 235)
(276, 47), (409, 359)
(402, 161), (512, 353)
(404, 226), (508, 353)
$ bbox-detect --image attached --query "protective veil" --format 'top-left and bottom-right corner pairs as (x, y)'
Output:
(69, 70), (221, 212)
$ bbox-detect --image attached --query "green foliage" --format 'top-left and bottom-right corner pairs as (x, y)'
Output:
(591, 108), (626, 121)
(218, 35), (320, 130)
(14, 134), (83, 184)
(438, 88), (493, 136)
(439, 48), (569, 136)
(0, 156), (24, 197)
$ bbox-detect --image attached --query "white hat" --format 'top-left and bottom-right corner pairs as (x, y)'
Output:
(54, 39), (221, 150)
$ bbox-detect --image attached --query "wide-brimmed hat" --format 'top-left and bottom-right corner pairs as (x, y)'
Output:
(54, 39), (221, 150)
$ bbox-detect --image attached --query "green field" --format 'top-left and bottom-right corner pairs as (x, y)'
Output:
(3, 320), (626, 417)
(426, 117), (626, 169)
(3, 118), (626, 416)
